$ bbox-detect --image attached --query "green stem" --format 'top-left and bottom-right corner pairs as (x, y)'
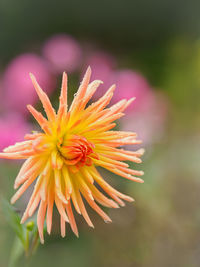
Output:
(30, 231), (40, 257)
(25, 230), (30, 258)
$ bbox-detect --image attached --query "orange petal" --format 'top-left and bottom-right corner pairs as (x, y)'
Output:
(29, 73), (56, 121)
(37, 200), (47, 244)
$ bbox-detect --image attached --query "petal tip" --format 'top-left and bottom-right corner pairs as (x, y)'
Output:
(104, 218), (112, 224)
(138, 179), (144, 183)
(29, 72), (35, 79)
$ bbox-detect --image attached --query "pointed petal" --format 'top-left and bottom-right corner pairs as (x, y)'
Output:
(29, 73), (56, 121)
(69, 66), (91, 112)
(37, 200), (47, 244)
(66, 201), (79, 237)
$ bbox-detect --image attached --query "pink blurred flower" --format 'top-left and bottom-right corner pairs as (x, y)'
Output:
(42, 34), (82, 73)
(121, 92), (168, 146)
(0, 113), (31, 151)
(3, 53), (54, 114)
(115, 69), (169, 146)
(0, 78), (2, 105)
(84, 51), (116, 98)
(112, 70), (153, 111)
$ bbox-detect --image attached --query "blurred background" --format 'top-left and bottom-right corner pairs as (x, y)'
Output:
(0, 0), (200, 266)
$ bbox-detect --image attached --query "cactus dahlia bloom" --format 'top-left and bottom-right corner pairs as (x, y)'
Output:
(0, 67), (144, 243)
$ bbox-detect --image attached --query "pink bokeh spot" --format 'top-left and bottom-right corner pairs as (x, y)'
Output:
(121, 92), (169, 146)
(3, 53), (54, 114)
(0, 113), (31, 151)
(112, 70), (153, 111)
(43, 34), (82, 73)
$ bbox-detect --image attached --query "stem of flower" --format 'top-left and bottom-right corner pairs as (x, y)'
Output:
(30, 231), (40, 256)
(25, 230), (29, 258)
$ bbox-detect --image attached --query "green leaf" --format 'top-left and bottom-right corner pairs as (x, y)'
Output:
(1, 197), (26, 246)
(8, 237), (24, 267)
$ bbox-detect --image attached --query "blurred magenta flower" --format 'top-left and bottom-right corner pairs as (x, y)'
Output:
(3, 53), (54, 114)
(112, 70), (153, 111)
(84, 51), (116, 98)
(114, 69), (169, 146)
(0, 113), (31, 151)
(42, 34), (82, 73)
(0, 78), (2, 103)
(121, 92), (168, 146)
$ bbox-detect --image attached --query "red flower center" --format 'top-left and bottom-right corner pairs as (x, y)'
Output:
(58, 135), (97, 168)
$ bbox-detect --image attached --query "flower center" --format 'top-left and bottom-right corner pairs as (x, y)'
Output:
(58, 135), (95, 167)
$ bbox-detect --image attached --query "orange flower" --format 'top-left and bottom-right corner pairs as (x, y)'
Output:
(0, 67), (144, 243)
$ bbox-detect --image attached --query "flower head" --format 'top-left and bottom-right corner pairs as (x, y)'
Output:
(0, 67), (144, 243)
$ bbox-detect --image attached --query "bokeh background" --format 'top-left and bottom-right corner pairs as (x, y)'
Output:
(0, 0), (200, 266)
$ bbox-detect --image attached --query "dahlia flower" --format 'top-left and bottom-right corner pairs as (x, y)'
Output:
(0, 67), (144, 243)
